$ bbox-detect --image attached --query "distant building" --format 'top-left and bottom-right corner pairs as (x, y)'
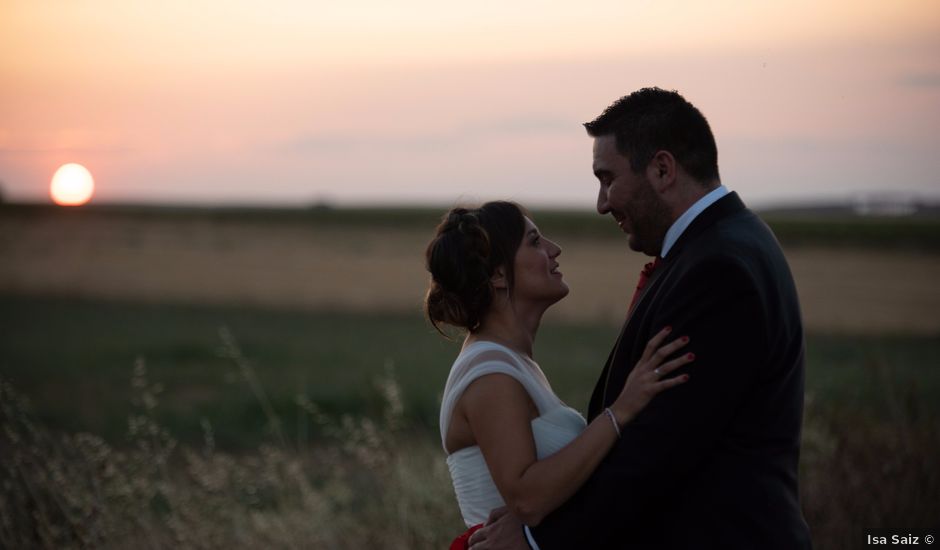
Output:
(853, 194), (919, 217)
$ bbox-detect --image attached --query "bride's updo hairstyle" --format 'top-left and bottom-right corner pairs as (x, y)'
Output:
(425, 201), (527, 335)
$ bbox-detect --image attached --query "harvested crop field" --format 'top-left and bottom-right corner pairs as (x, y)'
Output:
(1, 206), (938, 333)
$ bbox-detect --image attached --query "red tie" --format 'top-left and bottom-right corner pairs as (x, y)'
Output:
(629, 257), (661, 312)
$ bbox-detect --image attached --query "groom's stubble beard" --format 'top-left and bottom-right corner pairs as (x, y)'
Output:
(626, 179), (671, 257)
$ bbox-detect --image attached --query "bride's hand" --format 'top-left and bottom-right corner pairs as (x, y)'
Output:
(610, 326), (694, 426)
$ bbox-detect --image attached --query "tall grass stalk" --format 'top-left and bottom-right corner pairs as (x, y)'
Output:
(218, 326), (289, 450)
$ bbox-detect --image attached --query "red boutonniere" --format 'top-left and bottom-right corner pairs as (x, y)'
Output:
(450, 523), (484, 550)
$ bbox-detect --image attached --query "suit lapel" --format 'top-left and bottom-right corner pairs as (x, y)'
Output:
(589, 192), (749, 416)
(631, 192), (745, 306)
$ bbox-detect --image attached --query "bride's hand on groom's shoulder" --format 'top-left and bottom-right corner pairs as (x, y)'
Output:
(467, 507), (529, 550)
(611, 326), (695, 426)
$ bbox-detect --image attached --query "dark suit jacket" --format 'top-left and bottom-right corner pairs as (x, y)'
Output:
(530, 193), (812, 549)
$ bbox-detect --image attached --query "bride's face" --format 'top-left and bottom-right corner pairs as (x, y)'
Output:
(509, 217), (569, 306)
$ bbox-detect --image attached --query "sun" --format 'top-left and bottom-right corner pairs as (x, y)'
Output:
(50, 163), (95, 206)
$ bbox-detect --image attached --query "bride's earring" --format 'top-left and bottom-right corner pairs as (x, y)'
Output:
(490, 267), (508, 290)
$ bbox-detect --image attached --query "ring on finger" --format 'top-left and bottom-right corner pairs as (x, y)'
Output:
(654, 367), (661, 376)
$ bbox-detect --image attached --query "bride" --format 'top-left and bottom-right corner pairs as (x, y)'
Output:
(424, 201), (693, 546)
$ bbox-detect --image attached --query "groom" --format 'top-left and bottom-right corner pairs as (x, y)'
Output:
(469, 88), (812, 548)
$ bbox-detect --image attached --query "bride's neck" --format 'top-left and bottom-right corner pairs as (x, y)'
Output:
(466, 296), (544, 359)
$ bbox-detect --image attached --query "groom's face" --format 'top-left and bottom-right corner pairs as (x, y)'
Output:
(592, 135), (670, 256)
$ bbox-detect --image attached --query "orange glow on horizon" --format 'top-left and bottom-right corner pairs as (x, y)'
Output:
(50, 164), (95, 206)
(0, 0), (936, 206)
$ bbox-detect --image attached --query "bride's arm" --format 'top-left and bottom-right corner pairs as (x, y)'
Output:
(460, 327), (692, 526)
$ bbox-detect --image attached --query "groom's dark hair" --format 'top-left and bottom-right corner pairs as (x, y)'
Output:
(585, 87), (721, 185)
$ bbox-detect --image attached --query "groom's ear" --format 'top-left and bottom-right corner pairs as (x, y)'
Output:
(647, 150), (677, 192)
(490, 266), (508, 290)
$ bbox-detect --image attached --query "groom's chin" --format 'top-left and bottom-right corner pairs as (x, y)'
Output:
(626, 234), (644, 253)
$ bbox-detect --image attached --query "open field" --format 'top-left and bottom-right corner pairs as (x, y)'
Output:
(1, 204), (938, 548)
(1, 294), (938, 447)
(2, 204), (939, 333)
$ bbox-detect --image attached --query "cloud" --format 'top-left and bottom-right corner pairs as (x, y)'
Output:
(278, 115), (576, 154)
(898, 72), (940, 88)
(0, 146), (135, 155)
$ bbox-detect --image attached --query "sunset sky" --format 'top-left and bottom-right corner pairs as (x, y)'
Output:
(2, 0), (938, 209)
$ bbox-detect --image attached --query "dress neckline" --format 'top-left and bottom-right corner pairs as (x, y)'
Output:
(462, 339), (535, 365)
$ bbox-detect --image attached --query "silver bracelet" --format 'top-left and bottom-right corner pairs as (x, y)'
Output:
(603, 407), (621, 438)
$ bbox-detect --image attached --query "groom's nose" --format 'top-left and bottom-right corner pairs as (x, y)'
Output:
(597, 187), (610, 215)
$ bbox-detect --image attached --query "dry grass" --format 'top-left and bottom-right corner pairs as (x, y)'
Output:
(2, 354), (937, 549)
(1, 213), (939, 333)
(0, 357), (464, 549)
(800, 377), (940, 547)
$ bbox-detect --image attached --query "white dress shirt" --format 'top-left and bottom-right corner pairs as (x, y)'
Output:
(661, 185), (729, 257)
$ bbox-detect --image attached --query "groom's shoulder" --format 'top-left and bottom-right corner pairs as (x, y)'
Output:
(670, 220), (781, 292)
(705, 208), (784, 260)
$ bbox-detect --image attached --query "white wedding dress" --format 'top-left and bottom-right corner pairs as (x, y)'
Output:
(439, 341), (587, 526)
